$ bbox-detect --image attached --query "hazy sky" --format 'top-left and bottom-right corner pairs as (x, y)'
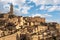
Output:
(0, 0), (60, 23)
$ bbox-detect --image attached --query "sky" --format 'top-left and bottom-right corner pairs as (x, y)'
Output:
(0, 0), (60, 23)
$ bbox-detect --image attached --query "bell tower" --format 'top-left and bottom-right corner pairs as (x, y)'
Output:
(9, 4), (13, 14)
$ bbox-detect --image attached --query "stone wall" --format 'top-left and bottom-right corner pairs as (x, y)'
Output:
(0, 33), (17, 40)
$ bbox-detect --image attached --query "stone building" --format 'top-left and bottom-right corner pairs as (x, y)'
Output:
(23, 16), (45, 26)
(18, 16), (24, 26)
(56, 24), (60, 31)
(32, 25), (48, 34)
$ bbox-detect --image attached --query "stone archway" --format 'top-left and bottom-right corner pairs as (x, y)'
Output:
(20, 34), (27, 40)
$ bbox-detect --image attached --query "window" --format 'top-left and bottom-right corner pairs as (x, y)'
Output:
(24, 23), (27, 25)
(0, 14), (4, 18)
(0, 20), (6, 26)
